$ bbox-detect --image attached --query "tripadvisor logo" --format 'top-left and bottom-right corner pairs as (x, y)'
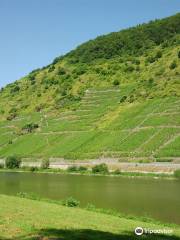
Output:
(135, 227), (173, 236)
(135, 227), (143, 236)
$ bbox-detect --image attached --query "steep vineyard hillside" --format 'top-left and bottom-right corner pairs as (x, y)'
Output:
(0, 13), (179, 161)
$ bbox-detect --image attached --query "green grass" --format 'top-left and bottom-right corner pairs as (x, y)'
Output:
(0, 194), (179, 240)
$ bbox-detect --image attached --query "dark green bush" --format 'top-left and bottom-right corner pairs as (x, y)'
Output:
(8, 140), (13, 144)
(57, 67), (66, 75)
(155, 50), (162, 59)
(113, 79), (120, 86)
(169, 61), (177, 69)
(147, 78), (155, 87)
(178, 50), (180, 58)
(73, 65), (87, 75)
(64, 197), (80, 207)
(78, 166), (88, 172)
(30, 166), (38, 172)
(128, 94), (135, 103)
(67, 166), (78, 172)
(52, 56), (63, 65)
(28, 74), (36, 81)
(10, 85), (20, 93)
(22, 123), (39, 133)
(5, 156), (21, 169)
(41, 159), (50, 169)
(92, 163), (109, 174)
(124, 65), (134, 72)
(119, 95), (127, 103)
(48, 65), (55, 72)
(132, 59), (140, 65)
(147, 56), (156, 63)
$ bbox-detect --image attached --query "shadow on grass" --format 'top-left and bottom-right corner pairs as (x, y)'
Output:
(1, 228), (180, 240)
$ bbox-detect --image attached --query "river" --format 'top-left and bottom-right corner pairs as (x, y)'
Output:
(0, 172), (179, 224)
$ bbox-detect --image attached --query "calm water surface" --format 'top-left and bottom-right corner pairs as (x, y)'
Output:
(0, 172), (180, 224)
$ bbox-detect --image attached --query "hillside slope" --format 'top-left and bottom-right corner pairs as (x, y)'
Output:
(0, 87), (179, 161)
(0, 13), (179, 161)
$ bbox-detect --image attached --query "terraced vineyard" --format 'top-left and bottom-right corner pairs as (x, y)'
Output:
(0, 84), (179, 162)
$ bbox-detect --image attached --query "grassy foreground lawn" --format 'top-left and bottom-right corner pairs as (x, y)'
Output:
(0, 195), (180, 240)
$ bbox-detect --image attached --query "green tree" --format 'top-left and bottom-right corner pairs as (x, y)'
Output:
(169, 61), (177, 69)
(5, 156), (21, 169)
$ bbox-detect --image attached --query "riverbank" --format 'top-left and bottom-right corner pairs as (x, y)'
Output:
(0, 194), (179, 240)
(0, 166), (177, 179)
(1, 158), (180, 179)
(1, 158), (180, 172)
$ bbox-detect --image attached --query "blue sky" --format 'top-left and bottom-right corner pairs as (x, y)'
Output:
(0, 0), (180, 88)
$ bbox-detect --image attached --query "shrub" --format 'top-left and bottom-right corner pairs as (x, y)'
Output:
(64, 197), (80, 207)
(73, 66), (87, 75)
(178, 51), (180, 58)
(133, 59), (140, 65)
(156, 158), (172, 163)
(67, 166), (78, 172)
(5, 156), (21, 169)
(22, 123), (39, 133)
(10, 85), (20, 93)
(48, 65), (55, 72)
(174, 169), (180, 179)
(0, 109), (5, 114)
(57, 67), (66, 75)
(41, 159), (50, 169)
(29, 74), (36, 81)
(113, 79), (120, 86)
(119, 95), (127, 103)
(124, 65), (134, 72)
(155, 50), (162, 59)
(169, 61), (177, 69)
(128, 94), (135, 103)
(30, 166), (38, 172)
(52, 56), (63, 65)
(147, 56), (156, 63)
(78, 166), (88, 172)
(92, 163), (109, 174)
